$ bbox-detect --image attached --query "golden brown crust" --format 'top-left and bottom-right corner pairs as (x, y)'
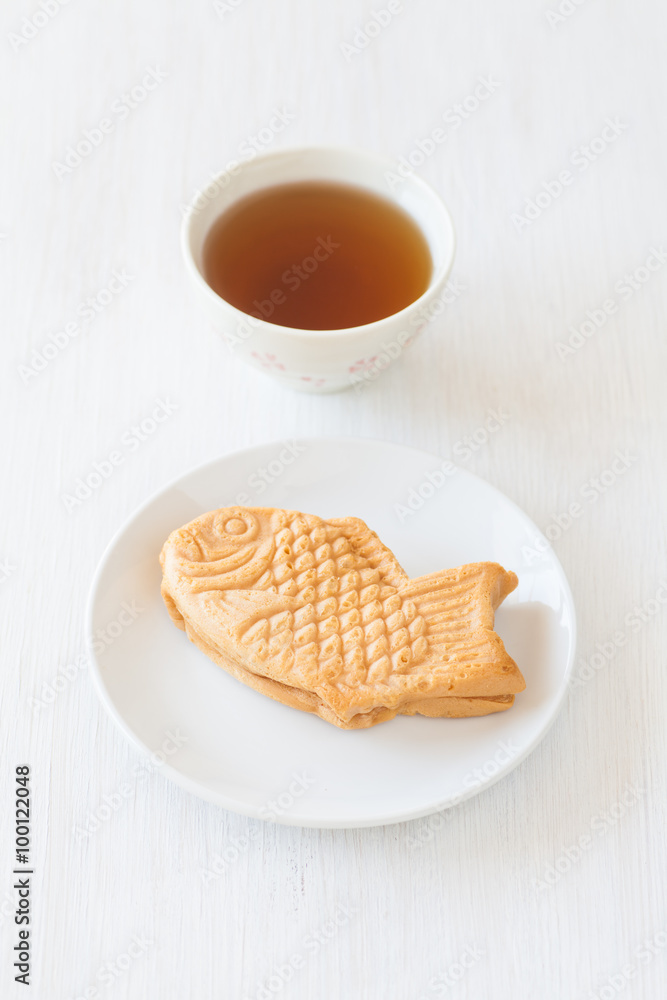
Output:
(183, 621), (516, 728)
(160, 506), (525, 729)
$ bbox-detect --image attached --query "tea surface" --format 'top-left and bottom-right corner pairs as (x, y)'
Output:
(202, 181), (433, 329)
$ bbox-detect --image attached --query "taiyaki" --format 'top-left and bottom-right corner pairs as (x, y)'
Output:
(159, 507), (525, 729)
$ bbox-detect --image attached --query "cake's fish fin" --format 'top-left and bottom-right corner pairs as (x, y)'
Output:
(184, 590), (299, 653)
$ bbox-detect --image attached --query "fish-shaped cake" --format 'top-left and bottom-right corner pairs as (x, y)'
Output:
(160, 507), (525, 729)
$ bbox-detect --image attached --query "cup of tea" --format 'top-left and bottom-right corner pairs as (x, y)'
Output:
(181, 146), (456, 393)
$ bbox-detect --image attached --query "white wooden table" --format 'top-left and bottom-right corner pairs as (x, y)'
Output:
(2, 1), (666, 996)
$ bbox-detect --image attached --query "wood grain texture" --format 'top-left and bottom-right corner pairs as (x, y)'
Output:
(1, 0), (666, 997)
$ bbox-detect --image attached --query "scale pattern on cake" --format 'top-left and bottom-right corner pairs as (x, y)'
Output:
(160, 506), (525, 727)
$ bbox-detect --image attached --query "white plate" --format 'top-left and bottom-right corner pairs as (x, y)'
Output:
(87, 438), (576, 829)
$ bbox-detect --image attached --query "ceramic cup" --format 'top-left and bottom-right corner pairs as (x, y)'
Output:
(181, 146), (456, 393)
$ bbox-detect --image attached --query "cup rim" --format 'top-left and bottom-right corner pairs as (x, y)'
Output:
(181, 144), (457, 339)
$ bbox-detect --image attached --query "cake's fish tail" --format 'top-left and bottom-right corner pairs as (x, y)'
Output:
(399, 563), (525, 695)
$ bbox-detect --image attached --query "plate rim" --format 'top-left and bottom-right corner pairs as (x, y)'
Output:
(86, 435), (577, 829)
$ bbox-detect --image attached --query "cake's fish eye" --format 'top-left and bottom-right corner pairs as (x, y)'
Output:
(224, 517), (247, 535)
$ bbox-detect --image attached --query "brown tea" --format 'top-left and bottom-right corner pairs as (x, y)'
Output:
(201, 181), (433, 330)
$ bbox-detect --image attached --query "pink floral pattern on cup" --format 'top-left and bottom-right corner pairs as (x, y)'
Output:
(251, 352), (286, 372)
(299, 375), (327, 388)
(349, 356), (378, 374)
